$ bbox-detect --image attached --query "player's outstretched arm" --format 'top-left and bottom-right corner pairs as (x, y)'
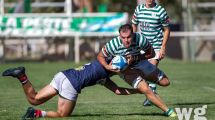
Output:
(103, 79), (140, 95)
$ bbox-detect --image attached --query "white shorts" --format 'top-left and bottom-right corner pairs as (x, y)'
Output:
(50, 72), (78, 101)
(133, 60), (156, 76)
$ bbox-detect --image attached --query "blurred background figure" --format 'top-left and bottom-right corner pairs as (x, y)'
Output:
(8, 0), (31, 13)
(71, 0), (109, 13)
(79, 0), (93, 12)
(72, 0), (93, 13)
(14, 0), (25, 13)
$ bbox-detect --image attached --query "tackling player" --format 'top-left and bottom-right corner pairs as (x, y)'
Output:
(2, 60), (137, 119)
(2, 59), (175, 119)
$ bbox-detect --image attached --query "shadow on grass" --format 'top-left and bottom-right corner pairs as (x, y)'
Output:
(72, 112), (164, 117)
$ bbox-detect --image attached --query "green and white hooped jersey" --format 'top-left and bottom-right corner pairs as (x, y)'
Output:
(132, 4), (169, 50)
(102, 33), (150, 57)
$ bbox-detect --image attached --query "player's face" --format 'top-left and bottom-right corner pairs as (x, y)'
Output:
(146, 0), (155, 5)
(120, 30), (133, 48)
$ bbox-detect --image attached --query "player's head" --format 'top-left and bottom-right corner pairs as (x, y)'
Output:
(145, 0), (156, 6)
(119, 24), (133, 48)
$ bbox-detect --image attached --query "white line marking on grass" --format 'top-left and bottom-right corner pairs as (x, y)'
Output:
(203, 86), (215, 92)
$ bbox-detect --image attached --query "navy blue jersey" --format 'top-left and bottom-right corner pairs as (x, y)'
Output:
(62, 60), (109, 93)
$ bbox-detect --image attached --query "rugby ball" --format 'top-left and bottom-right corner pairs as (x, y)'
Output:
(111, 55), (128, 70)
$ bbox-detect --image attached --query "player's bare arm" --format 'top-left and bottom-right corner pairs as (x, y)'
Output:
(103, 78), (140, 95)
(97, 49), (120, 73)
(132, 24), (138, 32)
(159, 26), (170, 59)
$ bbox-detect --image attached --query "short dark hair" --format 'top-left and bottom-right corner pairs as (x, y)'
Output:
(118, 24), (133, 33)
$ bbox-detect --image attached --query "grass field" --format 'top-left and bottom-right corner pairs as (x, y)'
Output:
(0, 59), (215, 120)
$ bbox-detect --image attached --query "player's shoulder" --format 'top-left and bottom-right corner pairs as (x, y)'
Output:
(88, 60), (100, 67)
(134, 32), (147, 44)
(134, 32), (145, 39)
(107, 36), (122, 47)
(156, 4), (167, 12)
(135, 4), (145, 10)
(134, 32), (141, 38)
(82, 60), (105, 72)
(137, 4), (144, 8)
(108, 36), (120, 42)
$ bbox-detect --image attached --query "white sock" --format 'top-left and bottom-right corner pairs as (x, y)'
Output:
(41, 111), (47, 117)
(149, 83), (157, 92)
(149, 83), (157, 88)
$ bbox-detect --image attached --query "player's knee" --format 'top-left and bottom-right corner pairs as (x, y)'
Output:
(165, 80), (170, 86)
(31, 95), (45, 105)
(159, 78), (170, 87)
(58, 111), (70, 117)
(28, 99), (40, 106)
(138, 86), (152, 94)
(114, 90), (121, 95)
(35, 95), (42, 101)
(24, 95), (40, 105)
(59, 113), (68, 117)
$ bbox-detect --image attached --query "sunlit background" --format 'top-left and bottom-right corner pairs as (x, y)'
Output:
(0, 0), (215, 63)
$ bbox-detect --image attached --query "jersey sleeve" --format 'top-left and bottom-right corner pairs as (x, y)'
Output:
(159, 8), (170, 27)
(138, 33), (151, 51)
(101, 39), (115, 57)
(131, 5), (140, 25)
(101, 46), (109, 57)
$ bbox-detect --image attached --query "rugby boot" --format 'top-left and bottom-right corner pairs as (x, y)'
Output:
(2, 67), (25, 78)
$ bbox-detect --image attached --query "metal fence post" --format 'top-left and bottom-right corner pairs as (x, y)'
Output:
(74, 35), (80, 63)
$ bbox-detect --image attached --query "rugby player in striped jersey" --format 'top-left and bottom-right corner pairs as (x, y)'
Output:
(132, 0), (170, 106)
(97, 24), (176, 117)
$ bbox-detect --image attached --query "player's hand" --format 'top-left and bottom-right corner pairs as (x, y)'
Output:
(159, 48), (166, 60)
(105, 63), (120, 73)
(110, 67), (121, 73)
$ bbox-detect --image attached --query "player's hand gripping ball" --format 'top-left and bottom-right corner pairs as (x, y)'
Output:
(111, 55), (128, 71)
